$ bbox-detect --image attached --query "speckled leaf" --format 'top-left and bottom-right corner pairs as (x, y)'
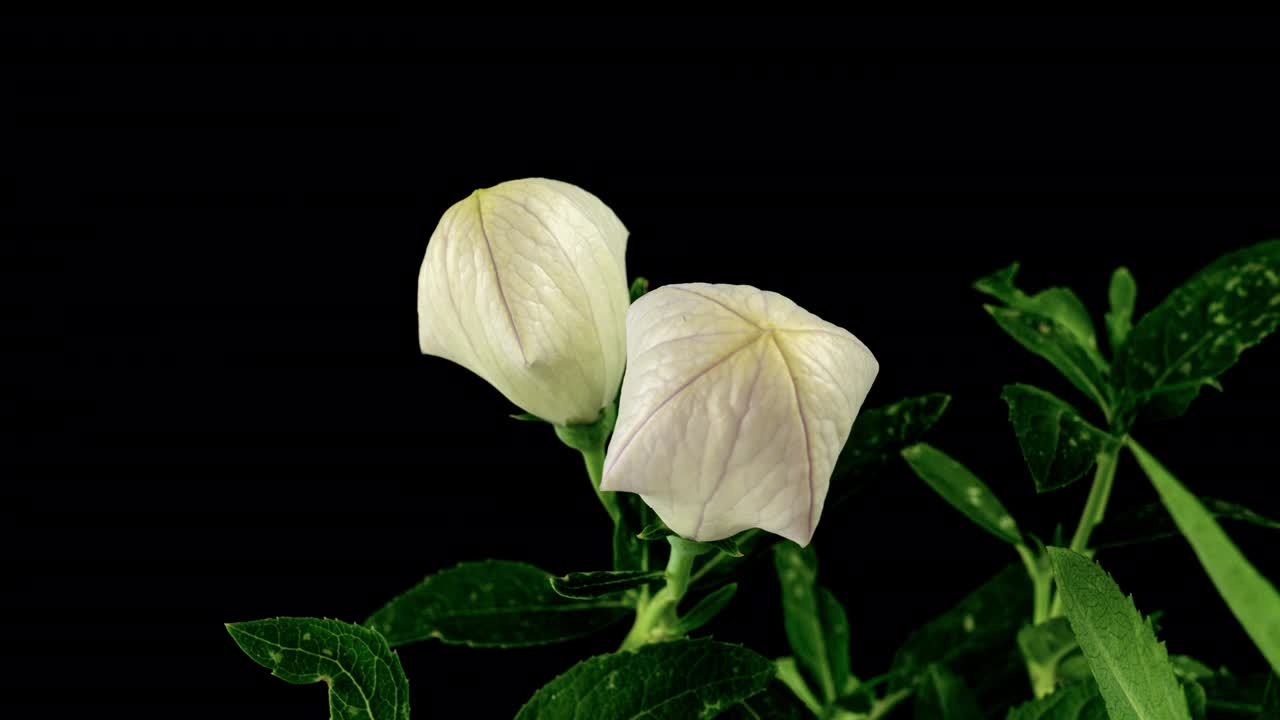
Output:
(1106, 267), (1138, 353)
(365, 560), (630, 648)
(984, 305), (1113, 414)
(1002, 384), (1120, 492)
(1115, 239), (1280, 427)
(1093, 497), (1280, 550)
(514, 638), (775, 720)
(975, 262), (1103, 361)
(832, 393), (951, 488)
(774, 543), (851, 704)
(1128, 442), (1280, 675)
(914, 664), (982, 720)
(890, 563), (1031, 691)
(1047, 547), (1191, 720)
(1006, 681), (1107, 720)
(719, 681), (814, 720)
(902, 443), (1023, 545)
(550, 570), (665, 600)
(226, 617), (409, 720)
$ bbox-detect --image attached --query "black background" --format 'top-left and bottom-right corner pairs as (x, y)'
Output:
(5, 15), (1279, 718)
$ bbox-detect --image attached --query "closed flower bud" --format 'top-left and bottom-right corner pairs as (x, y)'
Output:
(601, 283), (879, 546)
(417, 178), (630, 426)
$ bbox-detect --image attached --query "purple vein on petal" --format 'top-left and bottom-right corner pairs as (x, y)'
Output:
(666, 286), (761, 330)
(770, 333), (815, 541)
(696, 340), (762, 538)
(605, 333), (766, 479)
(474, 192), (527, 365)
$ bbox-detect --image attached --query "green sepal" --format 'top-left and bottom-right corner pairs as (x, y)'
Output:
(226, 617), (410, 720)
(554, 401), (617, 452)
(510, 411), (548, 422)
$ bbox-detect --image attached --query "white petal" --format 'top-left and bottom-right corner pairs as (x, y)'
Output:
(417, 178), (630, 425)
(601, 283), (878, 545)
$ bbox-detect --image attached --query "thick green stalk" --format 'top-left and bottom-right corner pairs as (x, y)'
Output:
(619, 537), (709, 650)
(579, 444), (620, 524)
(1068, 444), (1121, 554)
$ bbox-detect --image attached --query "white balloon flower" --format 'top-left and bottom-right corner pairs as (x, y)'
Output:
(417, 178), (630, 426)
(601, 284), (879, 546)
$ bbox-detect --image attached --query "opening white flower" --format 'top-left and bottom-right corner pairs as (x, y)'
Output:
(601, 283), (879, 546)
(417, 178), (630, 426)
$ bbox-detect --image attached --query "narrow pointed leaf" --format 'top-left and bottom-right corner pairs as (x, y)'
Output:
(1106, 266), (1138, 352)
(227, 617), (409, 720)
(706, 536), (744, 557)
(902, 443), (1023, 545)
(1002, 384), (1120, 492)
(549, 570), (666, 600)
(514, 638), (775, 720)
(366, 560), (630, 648)
(985, 305), (1112, 413)
(774, 543), (850, 704)
(1047, 547), (1191, 720)
(1006, 680), (1107, 720)
(1093, 497), (1280, 550)
(914, 664), (982, 720)
(1115, 239), (1280, 427)
(510, 412), (548, 422)
(1128, 440), (1280, 674)
(720, 681), (813, 720)
(674, 583), (738, 636)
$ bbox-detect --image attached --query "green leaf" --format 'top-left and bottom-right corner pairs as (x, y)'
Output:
(674, 583), (739, 636)
(1106, 266), (1138, 353)
(1263, 673), (1279, 719)
(719, 681), (814, 720)
(833, 393), (952, 485)
(629, 275), (650, 303)
(1006, 681), (1107, 720)
(549, 570), (666, 600)
(226, 617), (409, 720)
(1047, 547), (1191, 720)
(975, 262), (1103, 360)
(1093, 496), (1280, 550)
(914, 664), (982, 720)
(1115, 239), (1280, 426)
(775, 656), (824, 716)
(890, 563), (1031, 692)
(1018, 618), (1082, 698)
(514, 638), (775, 720)
(984, 305), (1113, 414)
(1127, 440), (1280, 675)
(366, 560), (630, 648)
(774, 543), (850, 704)
(1002, 384), (1121, 493)
(901, 443), (1023, 545)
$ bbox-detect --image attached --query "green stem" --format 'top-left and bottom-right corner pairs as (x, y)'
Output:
(619, 537), (708, 650)
(1068, 443), (1121, 554)
(1048, 443), (1122, 618)
(579, 444), (620, 524)
(1015, 543), (1050, 626)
